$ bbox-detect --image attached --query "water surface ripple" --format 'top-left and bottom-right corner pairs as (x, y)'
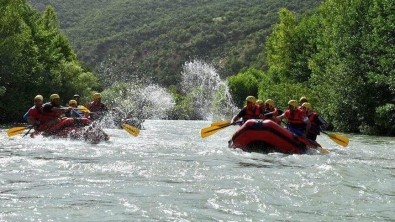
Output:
(1, 120), (394, 221)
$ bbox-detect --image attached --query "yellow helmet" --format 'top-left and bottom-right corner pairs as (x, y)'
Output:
(34, 95), (43, 101)
(302, 102), (312, 111)
(299, 96), (308, 104)
(256, 99), (264, 105)
(265, 99), (275, 108)
(69, 100), (77, 105)
(246, 96), (257, 103)
(288, 100), (298, 108)
(50, 94), (60, 101)
(93, 93), (101, 100)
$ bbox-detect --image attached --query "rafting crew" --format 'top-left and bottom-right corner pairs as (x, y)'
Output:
(24, 94), (91, 137)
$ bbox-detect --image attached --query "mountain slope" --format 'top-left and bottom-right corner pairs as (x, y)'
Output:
(29, 0), (322, 86)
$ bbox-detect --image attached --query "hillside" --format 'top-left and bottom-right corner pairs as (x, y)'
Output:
(29, 0), (322, 87)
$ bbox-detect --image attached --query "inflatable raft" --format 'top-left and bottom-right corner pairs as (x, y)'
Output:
(228, 119), (320, 154)
(31, 124), (109, 144)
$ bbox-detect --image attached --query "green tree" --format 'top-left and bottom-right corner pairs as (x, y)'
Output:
(0, 0), (100, 122)
(227, 68), (264, 107)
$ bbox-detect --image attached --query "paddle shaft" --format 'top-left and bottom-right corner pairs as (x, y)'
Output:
(23, 126), (34, 137)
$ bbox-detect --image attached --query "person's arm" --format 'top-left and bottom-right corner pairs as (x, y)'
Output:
(318, 115), (328, 130)
(276, 112), (285, 122)
(23, 110), (30, 122)
(231, 115), (240, 124)
(27, 115), (37, 125)
(231, 108), (245, 124)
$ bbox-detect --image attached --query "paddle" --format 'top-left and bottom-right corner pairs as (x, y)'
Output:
(210, 120), (231, 127)
(321, 131), (349, 147)
(7, 126), (28, 137)
(122, 123), (140, 137)
(60, 106), (90, 113)
(200, 120), (240, 138)
(317, 146), (330, 154)
(77, 105), (90, 113)
(23, 125), (34, 137)
(306, 138), (330, 154)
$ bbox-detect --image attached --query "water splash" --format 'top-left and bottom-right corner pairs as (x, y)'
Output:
(180, 60), (238, 120)
(99, 82), (175, 128)
(96, 59), (236, 124)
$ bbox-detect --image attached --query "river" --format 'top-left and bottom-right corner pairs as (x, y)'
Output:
(0, 120), (394, 221)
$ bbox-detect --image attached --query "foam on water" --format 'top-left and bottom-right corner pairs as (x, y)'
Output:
(0, 122), (394, 221)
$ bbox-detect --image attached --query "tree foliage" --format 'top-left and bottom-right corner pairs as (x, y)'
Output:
(263, 0), (395, 135)
(227, 68), (265, 108)
(0, 0), (100, 123)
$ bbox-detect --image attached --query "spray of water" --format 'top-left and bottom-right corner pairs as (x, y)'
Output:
(180, 60), (238, 120)
(96, 59), (237, 125)
(100, 82), (175, 127)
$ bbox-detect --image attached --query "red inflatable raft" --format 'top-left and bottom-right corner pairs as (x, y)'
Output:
(228, 119), (320, 154)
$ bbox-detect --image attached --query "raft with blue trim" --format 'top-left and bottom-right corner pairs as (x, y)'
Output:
(228, 119), (320, 154)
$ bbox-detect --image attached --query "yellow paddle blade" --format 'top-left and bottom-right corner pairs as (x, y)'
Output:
(122, 123), (140, 137)
(210, 120), (231, 127)
(77, 105), (90, 113)
(7, 127), (27, 137)
(328, 132), (349, 147)
(200, 123), (231, 138)
(317, 147), (330, 154)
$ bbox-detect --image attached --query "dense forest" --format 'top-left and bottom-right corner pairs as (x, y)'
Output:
(1, 0), (395, 135)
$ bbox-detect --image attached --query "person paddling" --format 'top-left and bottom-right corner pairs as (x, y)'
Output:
(24, 95), (44, 124)
(65, 100), (90, 118)
(87, 93), (108, 120)
(299, 96), (308, 107)
(261, 99), (281, 124)
(301, 102), (327, 141)
(24, 95), (50, 134)
(277, 100), (310, 137)
(231, 96), (260, 125)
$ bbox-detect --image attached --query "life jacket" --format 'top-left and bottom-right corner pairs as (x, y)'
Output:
(284, 108), (306, 129)
(42, 102), (62, 118)
(243, 105), (260, 121)
(88, 102), (106, 113)
(28, 106), (55, 125)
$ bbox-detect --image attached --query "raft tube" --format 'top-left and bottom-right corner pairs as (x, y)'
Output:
(228, 119), (319, 154)
(32, 125), (109, 144)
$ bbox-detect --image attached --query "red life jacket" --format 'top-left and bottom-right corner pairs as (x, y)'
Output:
(28, 106), (56, 125)
(284, 108), (305, 128)
(244, 105), (260, 119)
